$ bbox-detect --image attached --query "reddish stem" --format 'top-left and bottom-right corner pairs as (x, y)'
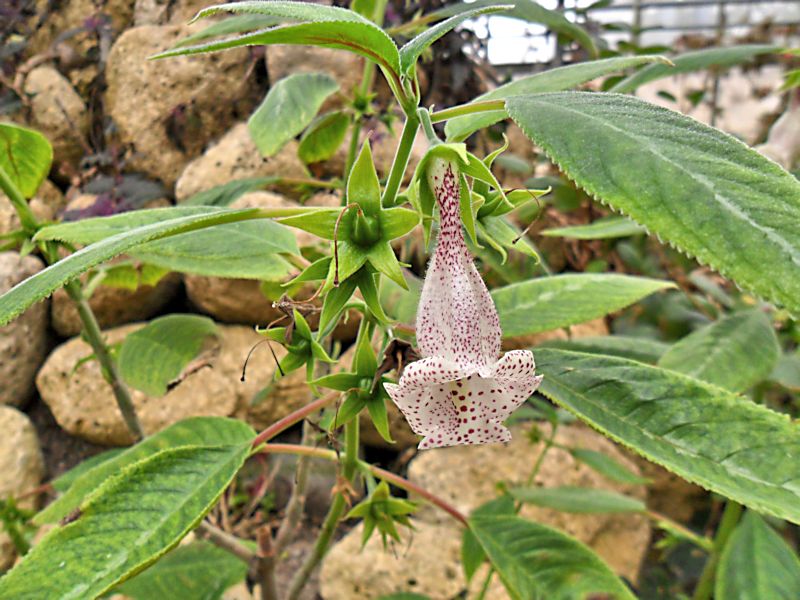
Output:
(251, 391), (339, 449)
(257, 443), (468, 527)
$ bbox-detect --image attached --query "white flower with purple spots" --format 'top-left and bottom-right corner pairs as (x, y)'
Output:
(384, 155), (542, 449)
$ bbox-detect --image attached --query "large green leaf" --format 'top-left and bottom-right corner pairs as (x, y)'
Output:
(114, 542), (248, 600)
(539, 335), (669, 364)
(119, 315), (219, 396)
(249, 73), (339, 157)
(535, 348), (800, 524)
(174, 14), (282, 47)
(132, 220), (298, 280)
(298, 112), (350, 164)
(491, 273), (674, 338)
(0, 443), (251, 599)
(445, 55), (668, 141)
(155, 2), (401, 77)
(0, 123), (53, 198)
(509, 486), (646, 513)
(716, 511), (800, 600)
(398, 4), (511, 75)
(542, 216), (646, 240)
(36, 417), (254, 524)
(181, 177), (279, 206)
(506, 92), (800, 314)
(658, 309), (780, 392)
(469, 500), (634, 599)
(611, 44), (781, 93)
(0, 208), (270, 327)
(432, 0), (597, 58)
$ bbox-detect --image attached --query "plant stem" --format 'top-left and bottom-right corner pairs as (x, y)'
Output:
(0, 166), (38, 232)
(417, 107), (439, 145)
(693, 501), (742, 600)
(429, 100), (506, 124)
(273, 420), (316, 554)
(380, 113), (420, 208)
(62, 278), (146, 440)
(196, 521), (256, 564)
(284, 393), (362, 599)
(257, 526), (279, 600)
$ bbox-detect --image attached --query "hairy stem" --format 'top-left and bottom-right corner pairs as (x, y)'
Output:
(62, 278), (145, 440)
(693, 501), (742, 600)
(380, 113), (420, 208)
(429, 99), (507, 124)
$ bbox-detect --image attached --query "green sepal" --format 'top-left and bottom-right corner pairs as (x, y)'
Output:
(317, 277), (358, 338)
(293, 309), (313, 340)
(276, 208), (340, 240)
(461, 151), (509, 208)
(313, 372), (363, 392)
(283, 256), (332, 287)
(355, 268), (393, 326)
(481, 187), (549, 218)
(353, 322), (378, 375)
(367, 242), (407, 290)
(366, 393), (394, 444)
(333, 391), (368, 428)
(348, 141), (381, 216)
(483, 133), (510, 169)
(257, 326), (288, 344)
(310, 339), (335, 363)
(478, 216), (540, 262)
(323, 241), (370, 291)
(381, 207), (420, 240)
(459, 172), (481, 248)
(278, 351), (307, 377)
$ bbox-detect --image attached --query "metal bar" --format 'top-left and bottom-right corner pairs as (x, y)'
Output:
(574, 0), (800, 11)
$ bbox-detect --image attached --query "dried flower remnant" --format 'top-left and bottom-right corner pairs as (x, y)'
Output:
(385, 155), (542, 449)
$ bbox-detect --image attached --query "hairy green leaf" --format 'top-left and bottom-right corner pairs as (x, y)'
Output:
(0, 208), (266, 327)
(115, 542), (248, 600)
(0, 443), (251, 599)
(52, 449), (124, 493)
(492, 274), (674, 338)
(119, 315), (218, 396)
(433, 0), (597, 57)
(507, 92), (800, 314)
(132, 220), (298, 280)
(539, 335), (669, 364)
(535, 348), (800, 524)
(716, 511), (800, 600)
(611, 44), (781, 93)
(658, 309), (780, 392)
(0, 123), (53, 198)
(445, 55), (668, 141)
(36, 417), (254, 524)
(298, 112), (350, 164)
(249, 73), (339, 157)
(569, 448), (650, 484)
(542, 216), (646, 239)
(510, 486), (646, 513)
(155, 2), (400, 77)
(469, 510), (634, 599)
(181, 177), (279, 207)
(398, 4), (512, 75)
(175, 14), (282, 47)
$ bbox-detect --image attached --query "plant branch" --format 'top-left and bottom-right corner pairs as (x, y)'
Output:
(274, 420), (316, 554)
(380, 113), (420, 208)
(196, 521), (255, 564)
(62, 277), (145, 440)
(251, 391), (339, 449)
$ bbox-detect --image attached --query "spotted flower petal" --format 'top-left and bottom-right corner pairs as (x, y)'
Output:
(385, 155), (542, 450)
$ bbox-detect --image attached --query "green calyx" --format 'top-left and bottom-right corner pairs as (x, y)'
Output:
(346, 480), (416, 547)
(275, 141), (417, 292)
